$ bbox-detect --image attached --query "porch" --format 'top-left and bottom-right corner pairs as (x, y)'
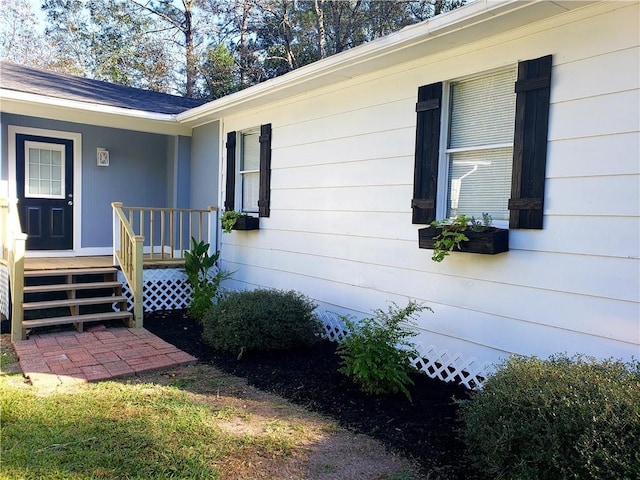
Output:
(1, 199), (218, 342)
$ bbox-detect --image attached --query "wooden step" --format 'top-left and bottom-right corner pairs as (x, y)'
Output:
(24, 296), (128, 311)
(23, 311), (133, 330)
(24, 281), (123, 294)
(24, 267), (119, 278)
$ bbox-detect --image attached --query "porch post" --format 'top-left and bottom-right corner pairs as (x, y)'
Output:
(132, 235), (144, 328)
(112, 202), (122, 266)
(207, 206), (218, 255)
(10, 233), (26, 342)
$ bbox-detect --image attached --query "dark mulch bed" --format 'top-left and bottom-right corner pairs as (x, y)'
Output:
(144, 309), (479, 479)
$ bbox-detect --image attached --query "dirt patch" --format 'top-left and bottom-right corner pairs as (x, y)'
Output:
(144, 310), (476, 479)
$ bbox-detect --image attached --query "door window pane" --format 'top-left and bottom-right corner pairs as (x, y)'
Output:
(25, 142), (65, 198)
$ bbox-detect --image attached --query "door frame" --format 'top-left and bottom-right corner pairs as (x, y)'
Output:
(8, 125), (82, 256)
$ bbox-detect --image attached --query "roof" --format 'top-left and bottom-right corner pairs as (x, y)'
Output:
(0, 61), (204, 115)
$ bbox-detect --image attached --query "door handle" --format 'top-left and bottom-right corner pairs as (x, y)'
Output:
(68, 201), (73, 206)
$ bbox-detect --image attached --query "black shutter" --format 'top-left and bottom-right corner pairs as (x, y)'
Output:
(258, 123), (272, 217)
(509, 55), (552, 229)
(412, 82), (442, 224)
(224, 131), (236, 211)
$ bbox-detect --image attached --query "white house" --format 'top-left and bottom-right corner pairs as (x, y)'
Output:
(2, 0), (638, 387)
(177, 0), (640, 386)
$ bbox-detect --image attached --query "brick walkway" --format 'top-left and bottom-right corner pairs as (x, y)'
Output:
(12, 325), (196, 389)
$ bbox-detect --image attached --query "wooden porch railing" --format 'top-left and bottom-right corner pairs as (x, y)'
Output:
(0, 198), (28, 342)
(111, 203), (218, 327)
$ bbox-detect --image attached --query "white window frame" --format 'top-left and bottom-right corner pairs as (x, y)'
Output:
(236, 127), (260, 214)
(435, 66), (517, 229)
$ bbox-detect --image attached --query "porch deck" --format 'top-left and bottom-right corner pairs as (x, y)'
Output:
(24, 255), (185, 271)
(12, 324), (197, 389)
(25, 256), (113, 270)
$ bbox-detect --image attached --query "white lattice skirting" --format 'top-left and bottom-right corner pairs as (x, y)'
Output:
(118, 268), (193, 312)
(0, 266), (9, 319)
(318, 311), (489, 389)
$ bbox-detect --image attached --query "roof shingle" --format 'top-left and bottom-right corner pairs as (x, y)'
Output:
(0, 61), (204, 115)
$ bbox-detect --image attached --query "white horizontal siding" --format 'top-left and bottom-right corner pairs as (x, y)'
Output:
(271, 184), (412, 213)
(550, 47), (639, 104)
(546, 132), (639, 178)
(549, 90), (639, 141)
(274, 128), (415, 169)
(544, 175), (639, 217)
(271, 156), (413, 190)
(509, 216), (640, 258)
(217, 2), (640, 377)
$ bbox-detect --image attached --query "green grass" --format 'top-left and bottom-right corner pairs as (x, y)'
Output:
(0, 378), (295, 480)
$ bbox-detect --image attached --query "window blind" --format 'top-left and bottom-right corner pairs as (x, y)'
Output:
(447, 68), (516, 220)
(240, 131), (260, 212)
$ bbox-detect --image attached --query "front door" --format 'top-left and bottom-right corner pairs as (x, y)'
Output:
(15, 134), (74, 250)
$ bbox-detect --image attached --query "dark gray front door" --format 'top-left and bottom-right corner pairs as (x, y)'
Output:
(16, 134), (74, 250)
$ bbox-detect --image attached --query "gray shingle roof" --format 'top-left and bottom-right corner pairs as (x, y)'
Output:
(0, 61), (205, 115)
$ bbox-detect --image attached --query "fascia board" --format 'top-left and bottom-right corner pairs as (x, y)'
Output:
(178, 0), (596, 126)
(1, 89), (191, 136)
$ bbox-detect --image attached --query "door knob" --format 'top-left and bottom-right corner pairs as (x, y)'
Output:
(68, 201), (73, 206)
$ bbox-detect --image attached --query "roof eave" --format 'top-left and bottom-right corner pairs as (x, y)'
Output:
(1, 89), (192, 136)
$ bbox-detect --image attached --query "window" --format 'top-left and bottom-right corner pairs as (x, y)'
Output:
(239, 129), (260, 213)
(225, 124), (272, 217)
(25, 141), (65, 199)
(412, 55), (552, 230)
(445, 68), (516, 222)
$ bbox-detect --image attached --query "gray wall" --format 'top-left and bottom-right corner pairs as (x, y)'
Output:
(2, 113), (171, 248)
(190, 121), (220, 210)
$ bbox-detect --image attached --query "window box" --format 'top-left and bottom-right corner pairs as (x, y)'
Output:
(233, 215), (260, 231)
(418, 226), (509, 255)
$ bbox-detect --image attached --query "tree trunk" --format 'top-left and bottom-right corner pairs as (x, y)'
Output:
(239, 0), (251, 88)
(434, 0), (444, 16)
(313, 0), (326, 59)
(183, 0), (195, 97)
(281, 0), (295, 70)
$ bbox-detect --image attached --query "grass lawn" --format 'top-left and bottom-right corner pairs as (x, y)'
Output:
(0, 334), (422, 480)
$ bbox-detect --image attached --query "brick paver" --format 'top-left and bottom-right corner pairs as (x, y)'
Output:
(12, 326), (197, 388)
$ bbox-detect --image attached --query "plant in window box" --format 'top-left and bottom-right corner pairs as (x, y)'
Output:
(419, 213), (508, 262)
(221, 210), (259, 233)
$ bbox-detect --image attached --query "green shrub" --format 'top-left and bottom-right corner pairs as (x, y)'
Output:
(459, 354), (640, 480)
(201, 289), (321, 356)
(336, 301), (430, 401)
(184, 238), (231, 320)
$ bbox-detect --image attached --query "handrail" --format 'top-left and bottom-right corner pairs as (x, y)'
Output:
(112, 202), (144, 328)
(111, 202), (218, 328)
(1, 198), (28, 342)
(117, 205), (217, 261)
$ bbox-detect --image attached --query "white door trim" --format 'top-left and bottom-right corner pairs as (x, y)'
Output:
(7, 125), (83, 255)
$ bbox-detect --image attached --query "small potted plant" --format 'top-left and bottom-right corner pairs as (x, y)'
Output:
(221, 210), (259, 233)
(418, 213), (508, 262)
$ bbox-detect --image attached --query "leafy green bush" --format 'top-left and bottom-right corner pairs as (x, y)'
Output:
(459, 354), (640, 480)
(184, 238), (230, 320)
(201, 289), (321, 356)
(336, 301), (430, 401)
